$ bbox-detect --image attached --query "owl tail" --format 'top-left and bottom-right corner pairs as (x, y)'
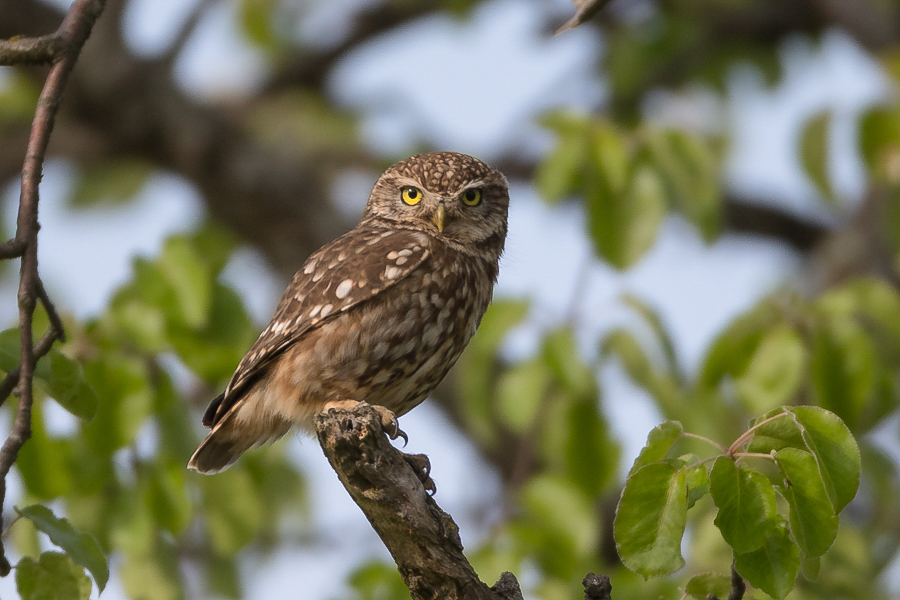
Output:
(187, 417), (259, 474)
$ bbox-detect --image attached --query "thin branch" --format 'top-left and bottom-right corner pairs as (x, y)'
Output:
(0, 0), (107, 576)
(0, 327), (64, 410)
(728, 412), (790, 456)
(158, 0), (219, 68)
(35, 278), (66, 343)
(315, 403), (523, 600)
(0, 33), (61, 65)
(0, 239), (26, 260)
(682, 431), (728, 453)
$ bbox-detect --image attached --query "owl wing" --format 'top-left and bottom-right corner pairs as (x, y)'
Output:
(202, 226), (431, 427)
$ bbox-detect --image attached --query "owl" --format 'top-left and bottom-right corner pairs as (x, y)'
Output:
(188, 152), (509, 475)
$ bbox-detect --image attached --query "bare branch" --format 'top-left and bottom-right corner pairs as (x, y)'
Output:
(0, 0), (107, 576)
(722, 194), (830, 252)
(0, 33), (61, 65)
(555, 0), (615, 35)
(315, 403), (523, 600)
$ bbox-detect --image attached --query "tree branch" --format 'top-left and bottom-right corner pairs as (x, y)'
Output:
(0, 34), (62, 65)
(315, 403), (523, 600)
(0, 0), (106, 576)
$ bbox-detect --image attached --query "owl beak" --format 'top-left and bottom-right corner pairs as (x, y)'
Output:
(432, 205), (447, 232)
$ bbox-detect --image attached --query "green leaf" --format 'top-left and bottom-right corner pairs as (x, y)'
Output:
(16, 552), (92, 600)
(684, 572), (731, 599)
(709, 457), (777, 553)
(629, 421), (683, 475)
(496, 359), (550, 433)
(801, 555), (820, 581)
(0, 327), (21, 372)
(118, 534), (184, 600)
(746, 409), (804, 454)
(858, 107), (900, 177)
(774, 448), (839, 557)
(734, 326), (806, 413)
(535, 113), (590, 203)
(42, 351), (98, 421)
(644, 129), (722, 241)
(200, 467), (266, 556)
(458, 300), (529, 444)
(734, 520), (799, 600)
(168, 283), (256, 382)
(621, 294), (681, 379)
(205, 554), (242, 600)
(542, 328), (597, 399)
(601, 329), (682, 413)
(347, 560), (410, 600)
(789, 406), (860, 511)
(799, 110), (836, 206)
(240, 0), (277, 48)
(699, 302), (781, 389)
(18, 505), (109, 592)
(810, 315), (876, 428)
(585, 126), (666, 269)
(16, 402), (72, 499)
(82, 354), (153, 455)
(159, 236), (213, 329)
(70, 159), (152, 207)
(684, 462), (710, 509)
(615, 462), (687, 577)
(145, 461), (192, 537)
(514, 474), (598, 579)
(564, 398), (619, 496)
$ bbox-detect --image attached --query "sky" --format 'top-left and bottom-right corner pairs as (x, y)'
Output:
(0, 0), (893, 598)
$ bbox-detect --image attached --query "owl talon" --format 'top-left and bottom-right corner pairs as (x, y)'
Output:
(401, 451), (436, 495)
(370, 405), (407, 445)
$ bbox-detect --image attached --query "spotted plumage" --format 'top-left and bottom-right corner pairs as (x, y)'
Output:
(188, 152), (509, 474)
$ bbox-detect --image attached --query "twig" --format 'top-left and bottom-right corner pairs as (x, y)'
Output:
(0, 33), (62, 65)
(0, 0), (107, 576)
(0, 327), (64, 410)
(315, 403), (523, 600)
(159, 0), (219, 68)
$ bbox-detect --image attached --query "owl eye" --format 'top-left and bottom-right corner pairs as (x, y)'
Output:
(461, 188), (482, 206)
(401, 187), (423, 206)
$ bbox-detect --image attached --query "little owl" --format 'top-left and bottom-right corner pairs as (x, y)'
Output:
(188, 152), (509, 477)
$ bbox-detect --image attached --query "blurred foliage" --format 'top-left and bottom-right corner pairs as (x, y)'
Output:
(2, 225), (307, 600)
(5, 0), (900, 598)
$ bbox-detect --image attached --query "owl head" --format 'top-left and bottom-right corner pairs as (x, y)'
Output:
(362, 152), (509, 257)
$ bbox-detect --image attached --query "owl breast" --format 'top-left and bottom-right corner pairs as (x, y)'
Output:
(263, 239), (497, 429)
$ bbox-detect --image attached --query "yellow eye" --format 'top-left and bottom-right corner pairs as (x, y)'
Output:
(401, 187), (422, 206)
(461, 188), (482, 206)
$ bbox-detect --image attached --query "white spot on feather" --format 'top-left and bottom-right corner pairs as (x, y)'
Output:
(336, 279), (353, 299)
(320, 304), (334, 317)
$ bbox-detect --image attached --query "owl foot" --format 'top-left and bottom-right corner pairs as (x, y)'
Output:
(370, 405), (408, 446)
(322, 400), (408, 445)
(400, 451), (436, 495)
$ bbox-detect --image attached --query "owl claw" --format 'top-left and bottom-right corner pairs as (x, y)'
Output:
(401, 451), (436, 495)
(370, 405), (407, 446)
